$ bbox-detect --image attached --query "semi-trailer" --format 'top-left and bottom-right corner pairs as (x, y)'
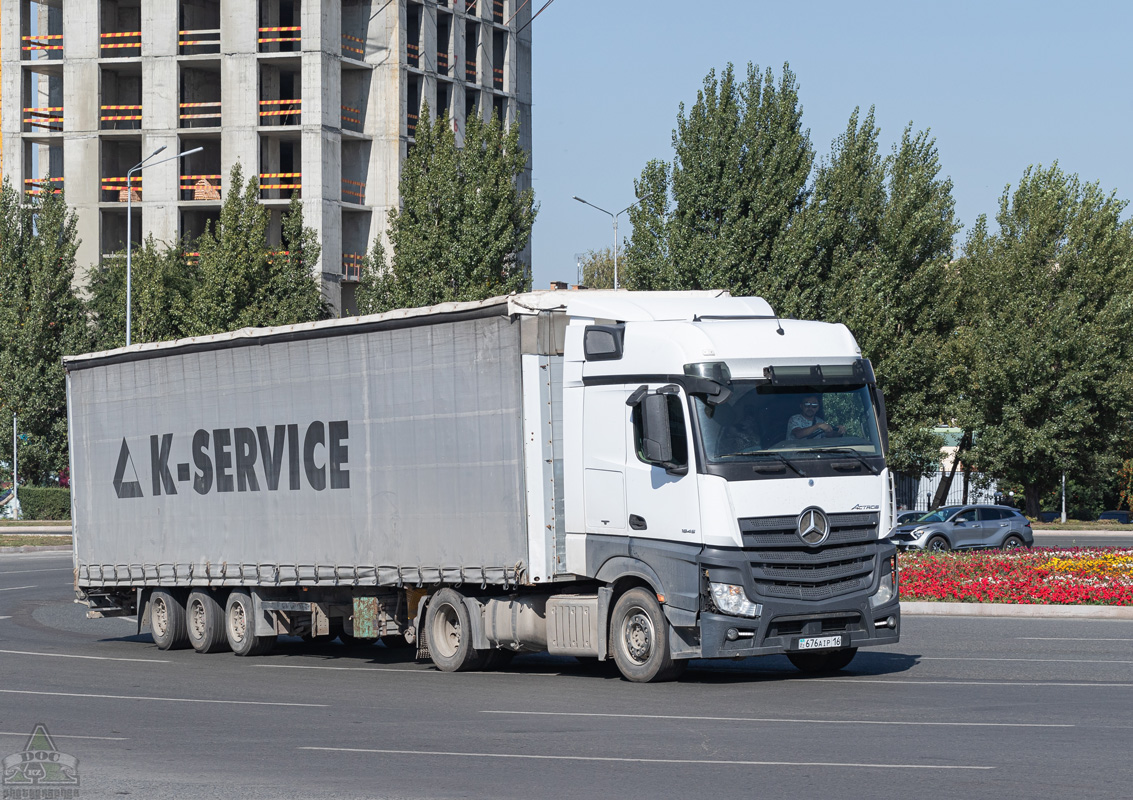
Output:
(66, 289), (900, 682)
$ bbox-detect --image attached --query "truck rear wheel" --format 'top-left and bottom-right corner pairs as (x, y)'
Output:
(150, 589), (190, 651)
(225, 589), (276, 657)
(787, 647), (858, 675)
(186, 590), (229, 654)
(424, 588), (487, 672)
(610, 588), (685, 683)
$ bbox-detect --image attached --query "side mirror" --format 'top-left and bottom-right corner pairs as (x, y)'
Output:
(640, 393), (673, 464)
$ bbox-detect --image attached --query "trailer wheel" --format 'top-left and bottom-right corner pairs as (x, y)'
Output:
(186, 590), (229, 654)
(149, 589), (190, 651)
(424, 588), (487, 672)
(787, 647), (858, 675)
(225, 589), (276, 657)
(609, 588), (685, 683)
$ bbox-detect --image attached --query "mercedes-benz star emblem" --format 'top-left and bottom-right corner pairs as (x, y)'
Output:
(796, 507), (830, 546)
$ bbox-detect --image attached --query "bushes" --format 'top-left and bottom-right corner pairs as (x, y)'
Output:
(18, 487), (71, 520)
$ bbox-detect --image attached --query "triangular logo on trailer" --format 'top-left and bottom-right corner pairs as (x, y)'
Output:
(113, 438), (144, 499)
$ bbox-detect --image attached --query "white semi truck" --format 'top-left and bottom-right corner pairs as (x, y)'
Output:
(66, 290), (899, 682)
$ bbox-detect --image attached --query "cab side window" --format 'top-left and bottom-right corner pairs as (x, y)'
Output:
(953, 509), (976, 524)
(631, 393), (688, 470)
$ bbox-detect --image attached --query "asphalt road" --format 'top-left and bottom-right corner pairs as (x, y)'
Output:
(1033, 531), (1133, 548)
(2, 551), (1132, 800)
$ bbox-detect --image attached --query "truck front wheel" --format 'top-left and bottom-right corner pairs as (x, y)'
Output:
(610, 588), (686, 683)
(187, 590), (229, 654)
(150, 589), (190, 651)
(424, 588), (486, 672)
(225, 590), (276, 657)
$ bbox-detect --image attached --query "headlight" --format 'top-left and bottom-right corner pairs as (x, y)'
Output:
(709, 582), (763, 618)
(870, 556), (898, 608)
(911, 528), (927, 538)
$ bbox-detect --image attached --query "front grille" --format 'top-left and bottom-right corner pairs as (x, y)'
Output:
(769, 612), (862, 638)
(738, 512), (881, 601)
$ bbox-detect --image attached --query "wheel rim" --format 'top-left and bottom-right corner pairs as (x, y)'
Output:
(152, 596), (169, 637)
(1006, 537), (1021, 549)
(189, 599), (206, 640)
(621, 607), (654, 665)
(929, 539), (947, 552)
(228, 599), (247, 644)
(430, 603), (461, 659)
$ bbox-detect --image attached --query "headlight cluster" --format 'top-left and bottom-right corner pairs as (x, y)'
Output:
(709, 582), (763, 618)
(870, 555), (898, 608)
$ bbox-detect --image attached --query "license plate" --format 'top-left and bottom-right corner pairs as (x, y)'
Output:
(795, 634), (844, 651)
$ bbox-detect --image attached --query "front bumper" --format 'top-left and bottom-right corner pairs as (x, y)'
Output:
(698, 597), (900, 659)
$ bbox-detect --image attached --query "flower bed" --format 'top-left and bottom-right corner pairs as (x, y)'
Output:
(898, 548), (1133, 605)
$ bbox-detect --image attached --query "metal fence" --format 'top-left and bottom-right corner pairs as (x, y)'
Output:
(894, 471), (999, 511)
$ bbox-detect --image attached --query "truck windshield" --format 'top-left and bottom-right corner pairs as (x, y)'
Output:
(692, 381), (884, 464)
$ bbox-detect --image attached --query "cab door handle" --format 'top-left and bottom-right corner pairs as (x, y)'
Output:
(629, 514), (648, 531)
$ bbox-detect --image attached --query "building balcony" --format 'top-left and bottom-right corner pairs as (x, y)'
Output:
(23, 106), (63, 133)
(180, 174), (222, 201)
(259, 98), (301, 126)
(21, 34), (63, 60)
(179, 29), (220, 55)
(259, 173), (300, 200)
(101, 176), (142, 203)
(24, 177), (63, 197)
(99, 31), (141, 58)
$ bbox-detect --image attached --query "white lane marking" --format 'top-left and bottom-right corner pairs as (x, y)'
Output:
(0, 585), (35, 592)
(0, 689), (328, 708)
(0, 568), (73, 574)
(0, 616), (10, 620)
(0, 731), (128, 741)
(923, 657), (1133, 664)
(1017, 637), (1133, 642)
(816, 678), (1133, 688)
(0, 649), (169, 664)
(480, 710), (1072, 728)
(298, 746), (993, 771)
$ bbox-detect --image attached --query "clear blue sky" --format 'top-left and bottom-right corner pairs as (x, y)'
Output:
(529, 0), (1133, 290)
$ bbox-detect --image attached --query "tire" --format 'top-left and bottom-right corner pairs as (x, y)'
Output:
(1001, 535), (1025, 551)
(186, 589), (229, 654)
(925, 536), (950, 552)
(609, 587), (684, 683)
(225, 589), (277, 657)
(149, 589), (190, 651)
(424, 588), (487, 672)
(788, 647), (858, 675)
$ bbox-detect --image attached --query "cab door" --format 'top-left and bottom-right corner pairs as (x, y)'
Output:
(950, 507), (980, 547)
(622, 385), (701, 546)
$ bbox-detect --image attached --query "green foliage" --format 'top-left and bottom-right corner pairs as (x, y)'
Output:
(17, 486), (71, 520)
(182, 164), (329, 335)
(950, 164), (1133, 515)
(623, 63), (812, 294)
(87, 236), (196, 350)
(578, 246), (617, 289)
(355, 105), (536, 314)
(0, 179), (88, 484)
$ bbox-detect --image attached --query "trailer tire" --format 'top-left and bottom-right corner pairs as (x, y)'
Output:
(610, 588), (684, 683)
(424, 588), (487, 672)
(149, 589), (190, 651)
(225, 590), (276, 657)
(787, 647), (858, 675)
(186, 590), (229, 654)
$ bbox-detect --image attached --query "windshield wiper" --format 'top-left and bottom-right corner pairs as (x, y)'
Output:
(798, 447), (879, 475)
(749, 451), (808, 478)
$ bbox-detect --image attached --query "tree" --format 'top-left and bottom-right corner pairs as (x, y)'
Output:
(578, 246), (617, 289)
(355, 105), (536, 314)
(87, 236), (196, 350)
(0, 180), (88, 484)
(950, 164), (1133, 516)
(182, 164), (328, 335)
(623, 63), (812, 295)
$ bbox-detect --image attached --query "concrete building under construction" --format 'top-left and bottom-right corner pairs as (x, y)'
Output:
(0, 0), (533, 313)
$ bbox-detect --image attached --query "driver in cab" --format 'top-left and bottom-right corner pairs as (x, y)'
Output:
(787, 394), (845, 440)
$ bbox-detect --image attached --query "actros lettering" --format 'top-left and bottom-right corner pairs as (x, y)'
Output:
(113, 421), (350, 499)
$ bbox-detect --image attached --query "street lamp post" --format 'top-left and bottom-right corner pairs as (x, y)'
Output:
(11, 414), (18, 521)
(126, 145), (204, 346)
(572, 192), (655, 290)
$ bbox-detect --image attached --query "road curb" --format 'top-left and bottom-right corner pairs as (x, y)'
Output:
(0, 545), (72, 553)
(902, 601), (1133, 620)
(0, 527), (72, 535)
